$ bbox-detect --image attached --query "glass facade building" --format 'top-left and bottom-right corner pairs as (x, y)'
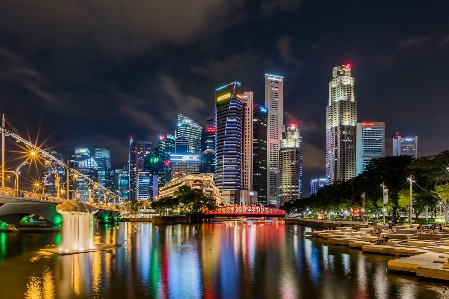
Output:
(176, 114), (202, 154)
(356, 122), (385, 175)
(215, 82), (243, 204)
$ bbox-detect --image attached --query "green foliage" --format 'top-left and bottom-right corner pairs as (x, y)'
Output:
(151, 196), (179, 214)
(282, 151), (449, 221)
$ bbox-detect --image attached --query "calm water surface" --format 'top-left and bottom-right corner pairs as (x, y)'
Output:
(0, 221), (448, 299)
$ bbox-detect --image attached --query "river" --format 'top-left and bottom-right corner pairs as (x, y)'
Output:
(0, 220), (447, 299)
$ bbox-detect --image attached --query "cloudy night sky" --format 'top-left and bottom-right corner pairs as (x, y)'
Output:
(1, 0), (448, 196)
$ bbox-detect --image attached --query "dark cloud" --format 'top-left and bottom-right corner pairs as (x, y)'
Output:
(396, 35), (432, 51)
(260, 0), (301, 17)
(0, 0), (246, 58)
(276, 35), (301, 69)
(439, 34), (449, 47)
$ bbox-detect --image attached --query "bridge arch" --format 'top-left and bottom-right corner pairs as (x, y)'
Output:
(0, 202), (62, 226)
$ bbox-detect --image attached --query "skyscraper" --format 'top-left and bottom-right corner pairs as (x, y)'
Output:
(176, 114), (202, 154)
(70, 148), (98, 202)
(326, 64), (357, 184)
(129, 138), (152, 200)
(115, 168), (129, 199)
(310, 178), (327, 196)
(201, 112), (216, 174)
(241, 91), (253, 192)
(253, 104), (268, 205)
(265, 74), (284, 205)
(215, 82), (243, 204)
(356, 122), (385, 175)
(279, 123), (302, 204)
(90, 148), (112, 190)
(393, 135), (418, 158)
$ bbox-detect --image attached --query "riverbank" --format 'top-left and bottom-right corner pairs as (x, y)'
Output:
(297, 218), (449, 281)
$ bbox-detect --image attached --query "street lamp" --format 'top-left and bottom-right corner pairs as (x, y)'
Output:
(407, 175), (414, 228)
(16, 161), (29, 191)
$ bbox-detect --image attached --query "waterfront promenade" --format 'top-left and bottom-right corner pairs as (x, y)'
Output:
(290, 218), (449, 281)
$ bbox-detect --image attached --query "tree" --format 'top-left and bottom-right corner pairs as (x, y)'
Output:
(175, 186), (217, 223)
(435, 183), (449, 223)
(151, 196), (179, 215)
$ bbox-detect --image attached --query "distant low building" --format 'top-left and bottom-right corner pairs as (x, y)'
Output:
(310, 178), (327, 196)
(393, 135), (418, 158)
(158, 173), (221, 204)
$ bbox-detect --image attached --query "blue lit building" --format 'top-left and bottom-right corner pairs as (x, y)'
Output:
(310, 178), (327, 196)
(356, 122), (385, 175)
(176, 114), (202, 154)
(215, 82), (243, 204)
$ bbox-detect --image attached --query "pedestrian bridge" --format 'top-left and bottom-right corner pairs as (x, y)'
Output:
(0, 187), (122, 230)
(203, 205), (286, 217)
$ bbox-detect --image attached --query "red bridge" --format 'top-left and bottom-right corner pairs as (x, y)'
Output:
(203, 205), (286, 217)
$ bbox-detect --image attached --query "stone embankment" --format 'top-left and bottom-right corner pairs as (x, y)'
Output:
(291, 218), (449, 281)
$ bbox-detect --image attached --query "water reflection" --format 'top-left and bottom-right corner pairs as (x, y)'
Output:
(1, 222), (448, 298)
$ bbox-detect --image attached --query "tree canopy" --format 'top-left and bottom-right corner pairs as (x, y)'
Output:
(282, 150), (449, 222)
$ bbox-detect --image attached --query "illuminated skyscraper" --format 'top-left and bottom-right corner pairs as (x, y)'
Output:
(215, 82), (243, 204)
(310, 178), (327, 196)
(201, 112), (216, 174)
(326, 64), (357, 184)
(393, 135), (418, 158)
(70, 148), (98, 202)
(129, 138), (152, 200)
(90, 148), (112, 190)
(356, 122), (385, 174)
(253, 104), (268, 205)
(176, 114), (202, 154)
(241, 91), (253, 192)
(265, 74), (284, 205)
(279, 123), (302, 204)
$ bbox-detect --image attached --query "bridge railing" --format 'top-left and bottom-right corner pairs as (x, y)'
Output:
(0, 186), (126, 210)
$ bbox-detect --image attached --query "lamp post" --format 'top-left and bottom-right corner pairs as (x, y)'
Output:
(407, 175), (414, 228)
(16, 161), (29, 191)
(1, 114), (5, 188)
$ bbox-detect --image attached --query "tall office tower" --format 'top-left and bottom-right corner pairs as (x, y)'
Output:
(215, 82), (243, 204)
(253, 104), (268, 205)
(310, 178), (327, 196)
(115, 168), (129, 199)
(128, 138), (152, 200)
(70, 148), (98, 202)
(90, 148), (112, 191)
(356, 122), (385, 175)
(201, 112), (216, 174)
(157, 134), (176, 186)
(176, 114), (202, 154)
(265, 74), (284, 205)
(326, 64), (357, 184)
(279, 123), (302, 205)
(241, 91), (254, 192)
(170, 154), (200, 176)
(43, 148), (66, 197)
(393, 135), (418, 158)
(175, 137), (189, 154)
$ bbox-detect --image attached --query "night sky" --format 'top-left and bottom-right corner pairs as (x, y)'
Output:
(1, 0), (448, 196)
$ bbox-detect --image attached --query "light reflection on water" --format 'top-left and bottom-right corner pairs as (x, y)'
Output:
(0, 221), (448, 299)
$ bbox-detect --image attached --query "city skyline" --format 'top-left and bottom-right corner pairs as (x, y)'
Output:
(1, 1), (448, 196)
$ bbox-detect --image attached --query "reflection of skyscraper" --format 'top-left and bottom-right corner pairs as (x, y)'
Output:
(176, 114), (202, 154)
(129, 138), (152, 200)
(279, 123), (302, 204)
(326, 64), (357, 184)
(393, 135), (418, 158)
(356, 122), (385, 175)
(253, 104), (268, 205)
(265, 74), (283, 205)
(215, 82), (243, 204)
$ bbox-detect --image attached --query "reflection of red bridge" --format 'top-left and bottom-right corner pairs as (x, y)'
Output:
(203, 205), (286, 217)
